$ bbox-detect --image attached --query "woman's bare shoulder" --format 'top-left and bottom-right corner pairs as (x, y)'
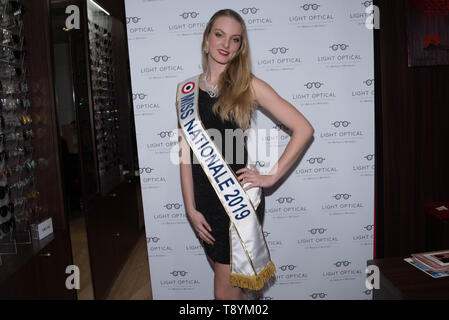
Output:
(250, 75), (279, 104)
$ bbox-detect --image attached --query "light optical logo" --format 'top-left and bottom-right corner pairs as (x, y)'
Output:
(274, 263), (309, 286)
(349, 1), (373, 26)
(257, 46), (302, 72)
(319, 119), (364, 145)
(294, 155), (338, 180)
(352, 78), (375, 103)
(168, 11), (206, 36)
(264, 230), (283, 252)
(292, 81), (337, 107)
(297, 226), (339, 250)
(160, 269), (201, 291)
(140, 54), (184, 80)
(353, 153), (375, 177)
(185, 238), (205, 256)
(267, 196), (307, 220)
(133, 92), (161, 116)
(239, 7), (273, 31)
(139, 166), (167, 190)
(146, 129), (178, 155)
(262, 126), (290, 149)
(147, 235), (174, 257)
(126, 16), (155, 38)
(317, 42), (362, 68)
(352, 224), (374, 246)
(321, 193), (364, 217)
(153, 201), (187, 225)
(259, 124), (291, 148)
(322, 260), (363, 283)
(288, 3), (335, 29)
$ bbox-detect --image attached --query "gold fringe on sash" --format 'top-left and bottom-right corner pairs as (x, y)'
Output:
(230, 261), (276, 291)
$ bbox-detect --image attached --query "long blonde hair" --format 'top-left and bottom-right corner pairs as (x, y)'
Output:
(201, 9), (256, 130)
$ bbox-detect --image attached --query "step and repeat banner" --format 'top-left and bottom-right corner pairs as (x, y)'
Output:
(125, 0), (375, 299)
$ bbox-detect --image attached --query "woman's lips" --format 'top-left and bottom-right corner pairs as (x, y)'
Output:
(218, 49), (229, 56)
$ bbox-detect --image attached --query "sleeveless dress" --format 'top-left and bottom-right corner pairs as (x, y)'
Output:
(190, 88), (265, 265)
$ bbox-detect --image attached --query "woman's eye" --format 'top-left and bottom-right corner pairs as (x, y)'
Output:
(215, 32), (222, 37)
(233, 38), (240, 43)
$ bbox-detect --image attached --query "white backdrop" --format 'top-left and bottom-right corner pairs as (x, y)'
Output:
(125, 0), (375, 300)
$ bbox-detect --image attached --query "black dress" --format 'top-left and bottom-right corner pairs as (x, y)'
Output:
(190, 88), (265, 265)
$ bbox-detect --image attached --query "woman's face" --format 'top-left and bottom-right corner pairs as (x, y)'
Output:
(207, 16), (242, 66)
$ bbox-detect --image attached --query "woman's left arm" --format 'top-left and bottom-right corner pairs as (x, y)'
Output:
(237, 76), (314, 190)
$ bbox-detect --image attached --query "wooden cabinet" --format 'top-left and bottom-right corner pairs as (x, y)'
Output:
(0, 0), (76, 300)
(0, 0), (141, 300)
(0, 232), (76, 300)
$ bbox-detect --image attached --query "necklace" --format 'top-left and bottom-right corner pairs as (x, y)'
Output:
(201, 74), (219, 98)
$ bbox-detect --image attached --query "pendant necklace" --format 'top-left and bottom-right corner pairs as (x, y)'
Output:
(201, 74), (219, 98)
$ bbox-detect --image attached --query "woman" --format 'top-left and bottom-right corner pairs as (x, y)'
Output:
(178, 9), (314, 300)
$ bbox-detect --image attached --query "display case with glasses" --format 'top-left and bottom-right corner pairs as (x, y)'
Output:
(87, 2), (121, 195)
(0, 0), (38, 254)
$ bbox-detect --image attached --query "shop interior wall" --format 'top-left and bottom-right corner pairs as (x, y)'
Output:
(375, 0), (449, 258)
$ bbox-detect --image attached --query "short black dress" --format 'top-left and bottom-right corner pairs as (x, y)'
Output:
(190, 89), (265, 265)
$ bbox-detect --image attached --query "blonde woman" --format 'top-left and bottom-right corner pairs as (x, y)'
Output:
(177, 9), (314, 300)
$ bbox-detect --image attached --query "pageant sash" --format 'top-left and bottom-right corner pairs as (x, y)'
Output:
(176, 75), (276, 291)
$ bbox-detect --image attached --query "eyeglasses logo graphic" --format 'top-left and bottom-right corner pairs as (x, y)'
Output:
(254, 161), (266, 167)
(179, 12), (199, 19)
(164, 203), (182, 210)
(331, 121), (351, 128)
(157, 131), (175, 138)
(308, 228), (327, 235)
(146, 236), (160, 243)
(151, 55), (171, 63)
(139, 167), (155, 174)
(240, 7), (260, 15)
(334, 260), (351, 267)
(133, 93), (148, 100)
(268, 47), (289, 54)
(260, 296), (273, 300)
(304, 82), (324, 89)
(364, 154), (375, 161)
(333, 193), (351, 200)
(364, 224), (374, 231)
(329, 44), (349, 51)
(306, 157), (325, 164)
(263, 231), (270, 238)
(170, 271), (188, 276)
(276, 197), (295, 204)
(364, 79), (374, 86)
(280, 265), (297, 271)
(309, 293), (327, 299)
(361, 1), (374, 8)
(300, 4), (321, 11)
(126, 17), (141, 24)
